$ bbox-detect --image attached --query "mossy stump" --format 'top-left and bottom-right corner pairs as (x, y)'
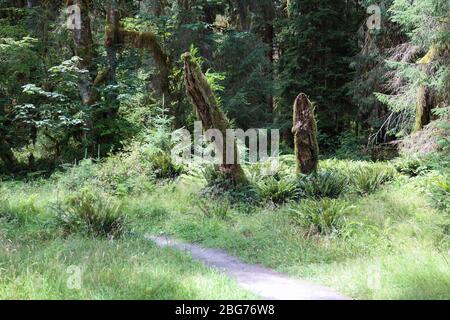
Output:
(292, 93), (319, 175)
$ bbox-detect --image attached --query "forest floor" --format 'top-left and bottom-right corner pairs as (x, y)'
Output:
(0, 157), (449, 299)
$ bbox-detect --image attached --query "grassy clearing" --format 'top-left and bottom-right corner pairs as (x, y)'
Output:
(0, 237), (255, 300)
(0, 182), (254, 300)
(123, 160), (449, 300)
(0, 155), (448, 300)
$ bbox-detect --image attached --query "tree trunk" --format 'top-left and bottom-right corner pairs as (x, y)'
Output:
(67, 0), (95, 104)
(415, 46), (438, 132)
(0, 139), (18, 169)
(292, 93), (319, 175)
(182, 52), (248, 186)
(414, 85), (433, 132)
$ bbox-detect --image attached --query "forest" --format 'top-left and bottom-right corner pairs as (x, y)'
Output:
(0, 0), (449, 300)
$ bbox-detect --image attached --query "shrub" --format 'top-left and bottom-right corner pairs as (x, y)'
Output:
(56, 159), (97, 191)
(334, 132), (371, 160)
(149, 151), (184, 180)
(0, 198), (17, 223)
(289, 199), (354, 236)
(54, 188), (126, 238)
(394, 156), (431, 177)
(297, 170), (347, 199)
(202, 165), (236, 191)
(0, 195), (40, 225)
(351, 163), (397, 195)
(96, 146), (155, 196)
(257, 176), (298, 204)
(201, 166), (259, 209)
(429, 175), (450, 213)
(197, 198), (231, 220)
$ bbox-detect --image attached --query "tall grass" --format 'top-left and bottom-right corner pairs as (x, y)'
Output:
(53, 188), (127, 238)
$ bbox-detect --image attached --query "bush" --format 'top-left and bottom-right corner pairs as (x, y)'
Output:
(394, 156), (431, 177)
(54, 188), (126, 238)
(200, 166), (258, 209)
(350, 163), (397, 195)
(0, 195), (40, 225)
(429, 175), (450, 213)
(289, 199), (354, 236)
(96, 148), (155, 196)
(298, 170), (347, 199)
(201, 165), (236, 191)
(334, 132), (370, 160)
(0, 198), (18, 224)
(257, 176), (298, 205)
(197, 198), (231, 220)
(56, 159), (97, 191)
(149, 151), (184, 180)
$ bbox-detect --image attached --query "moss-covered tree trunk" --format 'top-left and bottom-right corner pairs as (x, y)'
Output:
(292, 93), (319, 175)
(414, 85), (433, 132)
(414, 46), (438, 132)
(182, 52), (248, 186)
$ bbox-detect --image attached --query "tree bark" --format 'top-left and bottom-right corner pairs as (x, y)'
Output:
(414, 85), (433, 132)
(0, 139), (18, 169)
(67, 0), (95, 104)
(292, 93), (319, 175)
(182, 52), (248, 186)
(414, 46), (438, 132)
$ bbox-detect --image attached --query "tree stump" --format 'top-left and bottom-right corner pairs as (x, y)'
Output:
(292, 93), (319, 175)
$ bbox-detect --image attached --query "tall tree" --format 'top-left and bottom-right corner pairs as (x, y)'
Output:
(275, 0), (362, 148)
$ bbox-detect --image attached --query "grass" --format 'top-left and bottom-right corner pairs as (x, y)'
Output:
(126, 164), (449, 300)
(0, 237), (255, 299)
(0, 157), (448, 300)
(0, 181), (255, 300)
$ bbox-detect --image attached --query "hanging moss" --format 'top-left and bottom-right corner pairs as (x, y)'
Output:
(292, 93), (319, 175)
(103, 3), (171, 94)
(182, 52), (248, 186)
(118, 29), (170, 70)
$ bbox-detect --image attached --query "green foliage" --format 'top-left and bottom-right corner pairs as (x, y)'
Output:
(201, 165), (234, 191)
(197, 198), (231, 220)
(213, 31), (273, 129)
(334, 132), (371, 160)
(150, 151), (184, 180)
(351, 163), (397, 195)
(56, 159), (97, 190)
(54, 188), (126, 238)
(95, 148), (156, 196)
(0, 36), (41, 159)
(394, 156), (431, 177)
(375, 0), (449, 136)
(298, 170), (347, 199)
(428, 175), (450, 213)
(0, 197), (20, 224)
(289, 199), (354, 236)
(256, 176), (298, 205)
(275, 0), (363, 141)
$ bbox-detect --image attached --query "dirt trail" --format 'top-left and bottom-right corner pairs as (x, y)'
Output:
(146, 235), (351, 300)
